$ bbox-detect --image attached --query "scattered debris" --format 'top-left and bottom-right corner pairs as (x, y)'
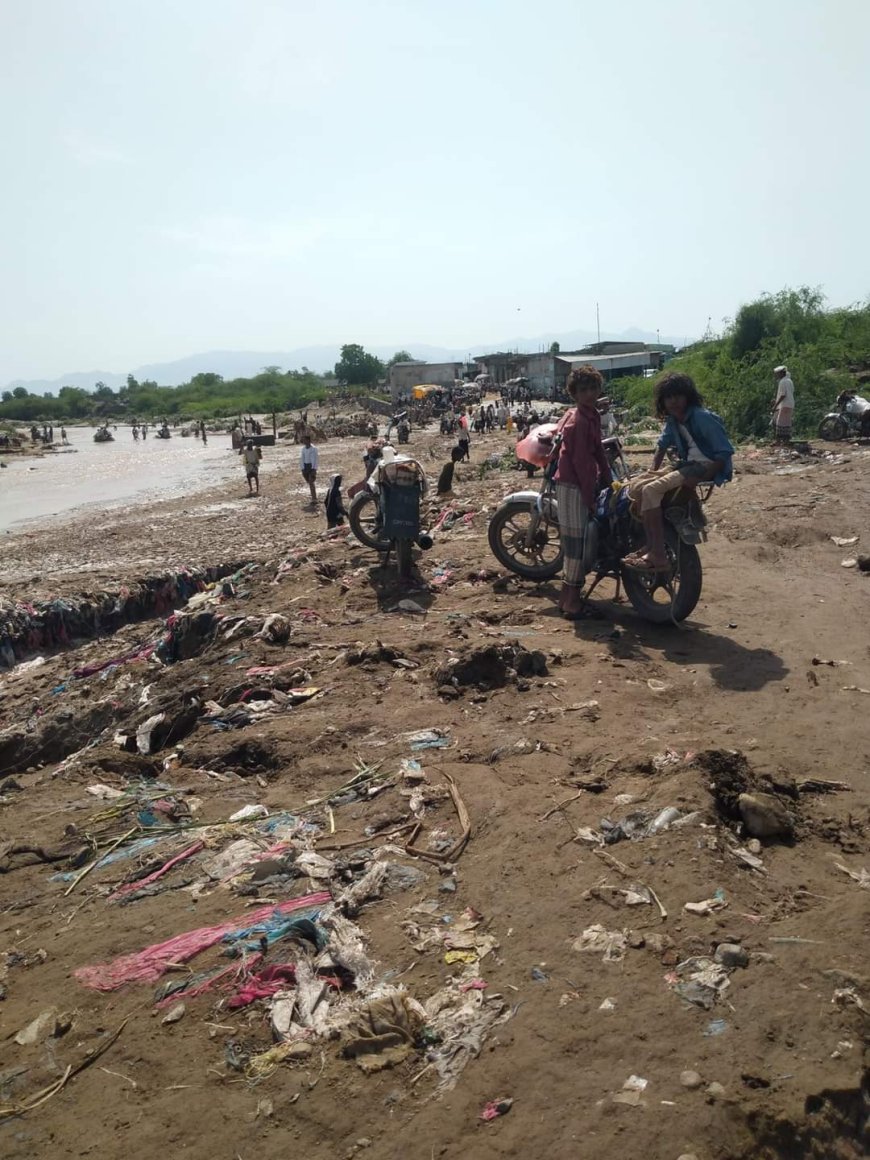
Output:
(572, 925), (627, 964)
(834, 862), (870, 889)
(14, 1007), (69, 1046)
(684, 893), (727, 916)
(600, 805), (698, 845)
(480, 1097), (513, 1121)
(612, 1074), (648, 1107)
(671, 957), (731, 1010)
(161, 1002), (186, 1025)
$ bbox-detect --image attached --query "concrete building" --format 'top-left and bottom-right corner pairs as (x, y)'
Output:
(471, 352), (527, 386)
(474, 344), (668, 398)
(388, 360), (463, 400)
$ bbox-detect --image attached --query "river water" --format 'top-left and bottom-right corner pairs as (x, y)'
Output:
(0, 425), (243, 532)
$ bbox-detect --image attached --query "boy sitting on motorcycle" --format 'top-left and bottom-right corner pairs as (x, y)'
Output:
(624, 372), (733, 574)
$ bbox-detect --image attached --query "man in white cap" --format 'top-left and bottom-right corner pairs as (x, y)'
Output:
(771, 366), (795, 443)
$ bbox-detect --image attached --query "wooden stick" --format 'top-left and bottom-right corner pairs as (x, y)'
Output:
(0, 1019), (128, 1120)
(405, 772), (471, 864)
(593, 848), (631, 876)
(63, 828), (137, 896)
(539, 791), (584, 821)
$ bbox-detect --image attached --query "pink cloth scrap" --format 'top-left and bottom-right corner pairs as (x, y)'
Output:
(109, 840), (204, 900)
(75, 890), (331, 992)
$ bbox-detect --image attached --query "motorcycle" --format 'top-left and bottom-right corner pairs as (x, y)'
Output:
(517, 422), (629, 482)
(818, 390), (870, 441)
(386, 411), (411, 444)
(602, 434), (630, 481)
(487, 433), (706, 623)
(348, 447), (433, 580)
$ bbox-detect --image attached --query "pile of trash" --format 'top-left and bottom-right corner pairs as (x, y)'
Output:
(4, 738), (504, 1094)
(0, 563), (250, 668)
(320, 415), (377, 439)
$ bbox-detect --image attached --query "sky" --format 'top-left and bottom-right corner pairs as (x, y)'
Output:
(1, 0), (869, 382)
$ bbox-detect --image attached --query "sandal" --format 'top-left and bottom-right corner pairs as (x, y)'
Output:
(622, 555), (670, 575)
(561, 604), (603, 621)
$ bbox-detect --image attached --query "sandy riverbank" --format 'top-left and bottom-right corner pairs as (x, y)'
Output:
(1, 422), (868, 1160)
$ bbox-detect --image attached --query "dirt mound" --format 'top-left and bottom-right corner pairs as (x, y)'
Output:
(433, 641), (547, 691)
(767, 523), (831, 548)
(696, 749), (798, 840)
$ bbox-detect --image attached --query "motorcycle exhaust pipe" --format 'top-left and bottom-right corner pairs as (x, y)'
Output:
(417, 532), (434, 550)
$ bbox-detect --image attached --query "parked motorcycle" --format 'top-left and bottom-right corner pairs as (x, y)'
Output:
(602, 435), (630, 481)
(488, 434), (706, 623)
(348, 447), (433, 580)
(818, 390), (870, 441)
(386, 411), (411, 444)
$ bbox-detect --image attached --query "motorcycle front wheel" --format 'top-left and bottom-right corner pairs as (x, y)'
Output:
(349, 491), (390, 551)
(818, 415), (847, 441)
(487, 500), (563, 580)
(621, 526), (702, 624)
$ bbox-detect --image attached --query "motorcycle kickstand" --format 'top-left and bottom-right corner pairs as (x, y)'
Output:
(582, 571), (608, 602)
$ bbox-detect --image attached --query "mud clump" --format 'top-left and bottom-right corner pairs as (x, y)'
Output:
(695, 749), (797, 841)
(737, 1070), (870, 1159)
(433, 642), (547, 692)
(208, 739), (280, 777)
(346, 642), (407, 667)
(695, 749), (757, 821)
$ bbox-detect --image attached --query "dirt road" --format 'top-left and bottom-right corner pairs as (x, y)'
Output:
(1, 424), (868, 1160)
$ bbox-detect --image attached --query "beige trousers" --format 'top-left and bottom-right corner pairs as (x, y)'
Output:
(637, 469), (687, 513)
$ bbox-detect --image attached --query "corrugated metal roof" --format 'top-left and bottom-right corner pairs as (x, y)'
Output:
(556, 351), (656, 368)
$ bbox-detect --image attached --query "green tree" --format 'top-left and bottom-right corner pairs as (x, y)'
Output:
(93, 382), (115, 398)
(388, 350), (413, 366)
(549, 341), (560, 354)
(2, 391), (12, 402)
(335, 344), (385, 386)
(12, 386), (28, 399)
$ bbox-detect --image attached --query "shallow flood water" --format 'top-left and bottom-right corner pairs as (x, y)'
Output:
(0, 425), (241, 531)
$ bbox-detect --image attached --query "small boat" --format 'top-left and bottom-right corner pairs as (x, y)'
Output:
(93, 428), (114, 443)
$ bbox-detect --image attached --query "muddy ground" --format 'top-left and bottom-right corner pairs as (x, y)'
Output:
(0, 421), (868, 1160)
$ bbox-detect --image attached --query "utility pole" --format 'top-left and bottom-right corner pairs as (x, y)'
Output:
(596, 302), (601, 345)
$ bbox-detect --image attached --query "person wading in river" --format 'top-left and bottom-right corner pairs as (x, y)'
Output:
(553, 365), (613, 620)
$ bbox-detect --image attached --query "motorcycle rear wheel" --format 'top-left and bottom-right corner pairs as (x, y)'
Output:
(349, 491), (390, 551)
(621, 526), (702, 624)
(818, 415), (847, 441)
(395, 537), (413, 580)
(488, 500), (563, 580)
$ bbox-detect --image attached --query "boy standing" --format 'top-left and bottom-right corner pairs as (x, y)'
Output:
(300, 433), (319, 504)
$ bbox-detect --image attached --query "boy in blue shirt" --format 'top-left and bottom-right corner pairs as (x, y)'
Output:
(624, 372), (733, 573)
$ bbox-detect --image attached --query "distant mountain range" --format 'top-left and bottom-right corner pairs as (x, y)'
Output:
(5, 327), (687, 395)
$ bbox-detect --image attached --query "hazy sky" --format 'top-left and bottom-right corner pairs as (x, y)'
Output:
(2, 0), (868, 380)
